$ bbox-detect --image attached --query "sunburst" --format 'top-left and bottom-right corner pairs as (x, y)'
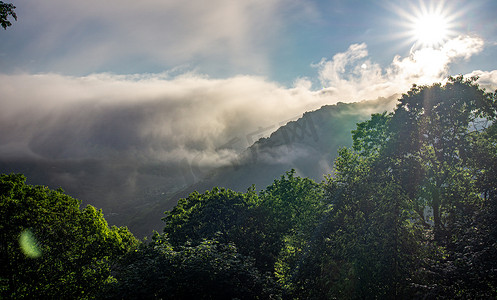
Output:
(411, 12), (450, 47)
(391, 0), (461, 49)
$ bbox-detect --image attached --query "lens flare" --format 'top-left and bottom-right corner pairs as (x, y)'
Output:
(19, 229), (42, 258)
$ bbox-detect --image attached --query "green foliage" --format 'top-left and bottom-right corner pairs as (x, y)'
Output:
(162, 170), (327, 295)
(423, 109), (497, 298)
(0, 1), (16, 29)
(163, 186), (260, 245)
(259, 170), (327, 290)
(0, 174), (138, 299)
(352, 111), (392, 158)
(163, 186), (280, 272)
(260, 169), (326, 236)
(290, 76), (497, 299)
(106, 234), (280, 299)
(292, 148), (424, 298)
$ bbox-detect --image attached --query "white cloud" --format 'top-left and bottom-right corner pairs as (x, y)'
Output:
(465, 70), (497, 91)
(0, 72), (330, 165)
(316, 35), (486, 101)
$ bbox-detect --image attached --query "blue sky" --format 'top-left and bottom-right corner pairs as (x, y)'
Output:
(1, 0), (497, 169)
(2, 0), (496, 86)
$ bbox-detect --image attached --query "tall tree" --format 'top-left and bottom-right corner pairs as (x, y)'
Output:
(294, 76), (496, 298)
(298, 146), (423, 299)
(386, 76), (493, 242)
(426, 102), (497, 298)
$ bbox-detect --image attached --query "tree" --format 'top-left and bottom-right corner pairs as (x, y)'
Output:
(386, 76), (492, 242)
(352, 111), (392, 158)
(163, 187), (260, 246)
(0, 1), (16, 29)
(259, 170), (327, 292)
(162, 171), (327, 293)
(360, 77), (497, 298)
(162, 186), (280, 272)
(293, 146), (423, 299)
(0, 174), (139, 299)
(425, 103), (497, 298)
(105, 234), (280, 299)
(293, 76), (497, 298)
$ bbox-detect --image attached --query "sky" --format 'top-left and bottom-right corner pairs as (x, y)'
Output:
(1, 0), (497, 83)
(1, 0), (497, 193)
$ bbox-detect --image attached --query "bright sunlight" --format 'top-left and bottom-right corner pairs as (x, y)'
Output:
(393, 0), (460, 49)
(411, 12), (450, 47)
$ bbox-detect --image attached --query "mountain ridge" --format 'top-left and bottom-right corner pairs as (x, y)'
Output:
(130, 95), (398, 236)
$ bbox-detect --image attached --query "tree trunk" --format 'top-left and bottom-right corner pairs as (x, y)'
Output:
(432, 188), (442, 242)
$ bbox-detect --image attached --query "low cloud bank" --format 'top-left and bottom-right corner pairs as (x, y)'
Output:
(0, 73), (327, 165)
(0, 35), (494, 171)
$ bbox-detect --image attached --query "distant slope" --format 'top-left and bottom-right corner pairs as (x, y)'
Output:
(133, 95), (398, 237)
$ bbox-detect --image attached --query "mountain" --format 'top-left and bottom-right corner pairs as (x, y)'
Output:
(0, 95), (397, 237)
(129, 95), (398, 236)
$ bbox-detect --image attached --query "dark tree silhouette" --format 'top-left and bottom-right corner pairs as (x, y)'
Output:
(0, 1), (16, 29)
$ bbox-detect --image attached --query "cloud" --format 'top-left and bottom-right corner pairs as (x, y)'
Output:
(465, 70), (497, 91)
(0, 72), (327, 165)
(315, 35), (486, 101)
(5, 0), (314, 75)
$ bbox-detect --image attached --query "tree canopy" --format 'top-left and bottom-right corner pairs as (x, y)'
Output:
(0, 174), (138, 299)
(291, 76), (497, 298)
(0, 1), (16, 29)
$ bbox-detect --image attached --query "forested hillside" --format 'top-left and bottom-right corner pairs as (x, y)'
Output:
(130, 95), (398, 237)
(2, 76), (496, 299)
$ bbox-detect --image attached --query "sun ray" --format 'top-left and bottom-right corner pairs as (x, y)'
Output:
(387, 0), (463, 51)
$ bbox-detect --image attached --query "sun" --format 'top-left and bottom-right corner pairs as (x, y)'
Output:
(392, 1), (459, 49)
(411, 12), (450, 47)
